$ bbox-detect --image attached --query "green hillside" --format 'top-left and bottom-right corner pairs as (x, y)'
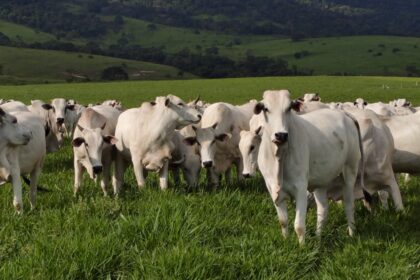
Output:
(0, 20), (55, 43)
(100, 17), (420, 76)
(0, 46), (194, 84)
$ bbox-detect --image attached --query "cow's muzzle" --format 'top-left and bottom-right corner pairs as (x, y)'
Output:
(93, 165), (103, 175)
(202, 161), (213, 168)
(273, 132), (288, 145)
(57, 118), (64, 125)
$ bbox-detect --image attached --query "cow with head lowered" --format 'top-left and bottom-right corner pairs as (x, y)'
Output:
(254, 90), (362, 244)
(114, 95), (202, 193)
(72, 105), (120, 196)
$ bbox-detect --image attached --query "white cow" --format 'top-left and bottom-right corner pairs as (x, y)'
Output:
(239, 114), (263, 177)
(102, 100), (123, 111)
(0, 101), (29, 113)
(342, 108), (403, 210)
(114, 95), (201, 192)
(381, 112), (420, 176)
(65, 100), (86, 138)
(0, 109), (45, 213)
(170, 129), (201, 188)
(51, 98), (75, 127)
(255, 90), (362, 244)
(72, 106), (120, 196)
(28, 100), (64, 153)
(191, 100), (257, 187)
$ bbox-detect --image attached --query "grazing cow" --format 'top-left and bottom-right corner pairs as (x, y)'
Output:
(102, 100), (123, 111)
(28, 100), (64, 153)
(0, 109), (45, 213)
(342, 108), (403, 210)
(0, 101), (29, 113)
(65, 100), (86, 138)
(189, 100), (257, 187)
(72, 106), (120, 196)
(255, 90), (362, 244)
(381, 112), (420, 175)
(114, 95), (201, 192)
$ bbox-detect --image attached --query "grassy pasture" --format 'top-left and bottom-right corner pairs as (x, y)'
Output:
(0, 76), (419, 279)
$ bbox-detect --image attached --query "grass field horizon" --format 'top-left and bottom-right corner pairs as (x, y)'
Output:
(0, 76), (419, 279)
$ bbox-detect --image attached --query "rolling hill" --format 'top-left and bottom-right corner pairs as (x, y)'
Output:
(0, 46), (194, 84)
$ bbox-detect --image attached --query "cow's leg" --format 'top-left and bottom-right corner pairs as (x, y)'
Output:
(159, 161), (169, 190)
(114, 152), (126, 195)
(235, 159), (244, 181)
(224, 167), (232, 185)
(100, 153), (111, 196)
(172, 167), (181, 186)
(29, 163), (42, 210)
(378, 190), (389, 209)
(294, 188), (308, 245)
(264, 179), (288, 238)
(74, 158), (83, 196)
(211, 169), (220, 190)
(342, 166), (357, 237)
(11, 169), (23, 214)
(403, 173), (411, 184)
(132, 156), (146, 190)
(313, 188), (329, 237)
(384, 176), (404, 211)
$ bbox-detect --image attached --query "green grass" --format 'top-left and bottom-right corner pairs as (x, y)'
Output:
(0, 76), (419, 279)
(0, 46), (194, 84)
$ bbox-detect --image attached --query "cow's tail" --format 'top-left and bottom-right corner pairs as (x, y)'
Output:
(344, 112), (371, 203)
(21, 175), (50, 192)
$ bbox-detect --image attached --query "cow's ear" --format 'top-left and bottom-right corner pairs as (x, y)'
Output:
(254, 102), (265, 114)
(254, 126), (262, 135)
(363, 101), (367, 106)
(211, 122), (218, 129)
(353, 101), (357, 105)
(183, 137), (197, 146)
(72, 137), (85, 147)
(165, 98), (171, 107)
(103, 135), (118, 145)
(66, 104), (75, 110)
(291, 100), (302, 112)
(42, 104), (53, 110)
(215, 133), (229, 141)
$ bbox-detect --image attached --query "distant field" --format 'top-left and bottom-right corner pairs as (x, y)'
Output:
(0, 46), (194, 84)
(0, 77), (419, 279)
(1, 76), (419, 105)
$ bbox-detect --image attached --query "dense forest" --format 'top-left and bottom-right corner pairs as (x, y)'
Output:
(1, 0), (420, 39)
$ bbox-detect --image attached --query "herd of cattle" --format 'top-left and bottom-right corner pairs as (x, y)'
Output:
(0, 90), (419, 244)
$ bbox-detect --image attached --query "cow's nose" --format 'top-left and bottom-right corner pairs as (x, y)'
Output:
(243, 173), (251, 179)
(203, 161), (213, 168)
(274, 132), (288, 144)
(93, 166), (103, 175)
(57, 118), (64, 125)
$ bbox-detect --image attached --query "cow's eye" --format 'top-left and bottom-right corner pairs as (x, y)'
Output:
(263, 108), (269, 113)
(178, 103), (184, 106)
(12, 119), (17, 124)
(249, 145), (255, 152)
